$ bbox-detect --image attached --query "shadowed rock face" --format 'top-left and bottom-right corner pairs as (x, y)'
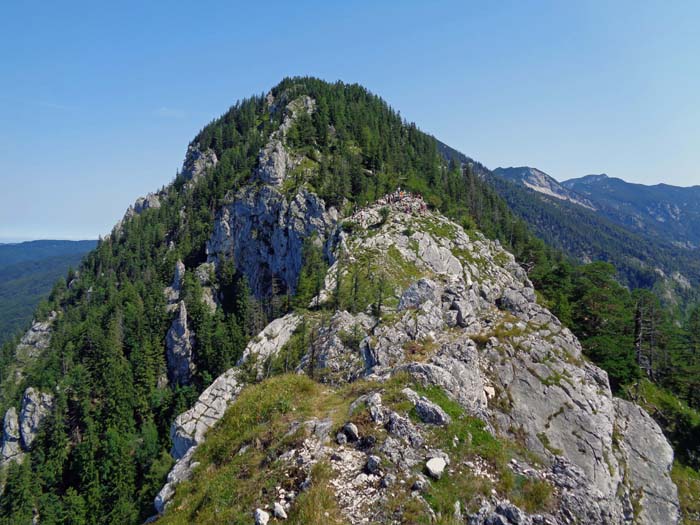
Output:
(207, 185), (337, 298)
(205, 95), (338, 299)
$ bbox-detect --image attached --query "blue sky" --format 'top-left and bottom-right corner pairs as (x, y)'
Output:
(1, 0), (699, 240)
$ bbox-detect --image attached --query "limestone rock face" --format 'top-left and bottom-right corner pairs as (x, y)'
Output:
(206, 95), (336, 299)
(254, 95), (315, 186)
(154, 446), (199, 514)
(170, 367), (243, 459)
(165, 301), (196, 386)
(15, 312), (56, 361)
(613, 398), (679, 524)
(0, 408), (22, 464)
(19, 387), (54, 450)
(154, 197), (679, 523)
(237, 313), (301, 378)
(292, 200), (680, 524)
(10, 312), (56, 385)
(207, 185), (337, 298)
(164, 260), (186, 306)
(181, 143), (218, 183)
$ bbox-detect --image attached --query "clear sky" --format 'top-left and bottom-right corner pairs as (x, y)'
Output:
(1, 0), (699, 241)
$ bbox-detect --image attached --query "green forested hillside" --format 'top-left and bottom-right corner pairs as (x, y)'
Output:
(0, 241), (95, 344)
(1, 78), (698, 524)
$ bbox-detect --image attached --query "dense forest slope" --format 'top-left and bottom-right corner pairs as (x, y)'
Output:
(0, 78), (692, 524)
(0, 241), (95, 344)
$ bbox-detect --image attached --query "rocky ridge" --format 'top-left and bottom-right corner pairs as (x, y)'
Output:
(115, 143), (218, 236)
(154, 195), (679, 524)
(206, 95), (338, 298)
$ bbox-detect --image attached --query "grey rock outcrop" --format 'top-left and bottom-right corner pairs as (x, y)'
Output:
(206, 185), (337, 298)
(205, 95), (336, 299)
(154, 446), (199, 514)
(165, 301), (196, 386)
(15, 312), (56, 362)
(1, 408), (22, 464)
(157, 308), (300, 512)
(398, 278), (440, 311)
(170, 367), (242, 460)
(153, 196), (679, 523)
(133, 193), (161, 215)
(1, 388), (54, 467)
(156, 368), (243, 512)
(121, 192), (163, 227)
(19, 387), (54, 450)
(613, 398), (679, 524)
(181, 143), (218, 183)
(164, 260), (186, 307)
(237, 313), (301, 378)
(293, 199), (680, 524)
(254, 95), (315, 186)
(156, 369), (242, 514)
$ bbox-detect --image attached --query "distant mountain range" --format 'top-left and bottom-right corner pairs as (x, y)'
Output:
(434, 147), (700, 300)
(493, 167), (597, 210)
(563, 174), (700, 250)
(0, 240), (95, 343)
(495, 167), (700, 250)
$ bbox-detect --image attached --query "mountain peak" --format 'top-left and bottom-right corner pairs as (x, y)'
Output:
(493, 166), (597, 210)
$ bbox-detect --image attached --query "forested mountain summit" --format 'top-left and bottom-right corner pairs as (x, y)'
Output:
(0, 77), (692, 524)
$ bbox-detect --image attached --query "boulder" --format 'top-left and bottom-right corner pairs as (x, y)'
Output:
(343, 422), (360, 442)
(398, 278), (440, 310)
(366, 455), (381, 474)
(425, 457), (447, 479)
(254, 508), (270, 525)
(415, 398), (451, 426)
(273, 502), (287, 519)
